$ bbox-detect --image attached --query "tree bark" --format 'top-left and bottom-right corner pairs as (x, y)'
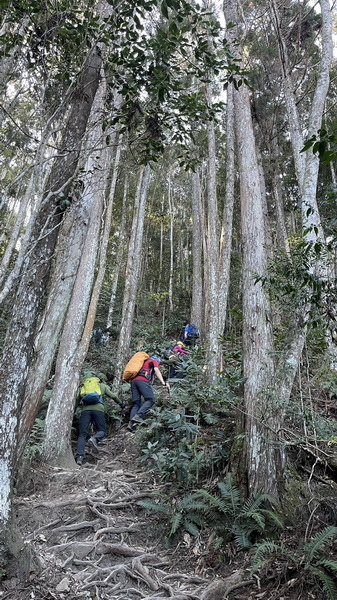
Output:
(106, 172), (128, 330)
(114, 164), (151, 383)
(0, 46), (102, 562)
(0, 86), (70, 301)
(191, 169), (203, 330)
(168, 176), (174, 313)
(234, 82), (277, 496)
(205, 93), (220, 382)
(224, 0), (277, 496)
(218, 83), (235, 336)
(270, 0), (334, 366)
(41, 75), (120, 466)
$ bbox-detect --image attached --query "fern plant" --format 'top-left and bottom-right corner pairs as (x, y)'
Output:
(136, 346), (241, 491)
(193, 473), (283, 551)
(137, 473), (282, 552)
(251, 526), (337, 600)
(303, 527), (337, 599)
(137, 495), (207, 546)
(24, 417), (45, 460)
(140, 402), (228, 485)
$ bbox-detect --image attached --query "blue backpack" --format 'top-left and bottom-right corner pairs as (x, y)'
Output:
(184, 324), (200, 342)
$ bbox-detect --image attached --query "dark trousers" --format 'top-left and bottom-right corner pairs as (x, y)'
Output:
(169, 364), (186, 379)
(76, 409), (106, 456)
(130, 380), (155, 420)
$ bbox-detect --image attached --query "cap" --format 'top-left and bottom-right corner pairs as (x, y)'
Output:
(151, 355), (161, 364)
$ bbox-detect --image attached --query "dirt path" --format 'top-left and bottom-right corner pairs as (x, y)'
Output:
(4, 429), (245, 600)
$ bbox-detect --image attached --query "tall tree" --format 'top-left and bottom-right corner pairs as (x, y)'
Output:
(204, 87), (221, 382)
(114, 164), (152, 382)
(224, 0), (279, 496)
(0, 45), (102, 564)
(218, 83), (235, 336)
(41, 76), (122, 467)
(223, 0), (333, 496)
(191, 168), (203, 329)
(106, 173), (128, 330)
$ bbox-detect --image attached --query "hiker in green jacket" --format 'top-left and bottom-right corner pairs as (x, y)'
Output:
(75, 375), (122, 466)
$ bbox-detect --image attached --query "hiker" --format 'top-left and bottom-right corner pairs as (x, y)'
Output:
(75, 375), (122, 466)
(169, 342), (189, 380)
(172, 341), (189, 356)
(128, 356), (170, 430)
(180, 323), (200, 346)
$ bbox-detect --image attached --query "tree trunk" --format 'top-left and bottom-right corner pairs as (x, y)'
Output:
(269, 135), (290, 256)
(18, 202), (90, 458)
(106, 172), (128, 330)
(205, 99), (220, 382)
(234, 82), (277, 496)
(218, 83), (235, 336)
(270, 0), (333, 361)
(269, 0), (332, 241)
(114, 164), (151, 383)
(19, 127), (122, 458)
(168, 177), (174, 313)
(224, 0), (278, 496)
(41, 76), (120, 467)
(156, 196), (165, 302)
(191, 169), (203, 330)
(0, 91), (64, 300)
(0, 46), (102, 562)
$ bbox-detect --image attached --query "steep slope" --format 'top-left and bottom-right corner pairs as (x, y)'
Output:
(6, 429), (247, 600)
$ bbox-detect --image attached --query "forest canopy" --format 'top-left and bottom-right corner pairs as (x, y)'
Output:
(0, 0), (337, 594)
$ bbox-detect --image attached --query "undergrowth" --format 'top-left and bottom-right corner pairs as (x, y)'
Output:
(251, 526), (337, 600)
(138, 353), (240, 485)
(138, 472), (283, 550)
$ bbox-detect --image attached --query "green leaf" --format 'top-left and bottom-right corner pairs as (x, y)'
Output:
(308, 567), (337, 600)
(184, 519), (200, 536)
(169, 512), (183, 536)
(161, 1), (169, 18)
(304, 527), (337, 563)
(316, 559), (337, 573)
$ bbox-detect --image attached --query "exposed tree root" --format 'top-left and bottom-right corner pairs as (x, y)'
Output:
(26, 495), (88, 508)
(200, 570), (250, 600)
(93, 523), (143, 540)
(12, 433), (254, 600)
(223, 578), (255, 597)
(87, 490), (156, 509)
(51, 518), (101, 533)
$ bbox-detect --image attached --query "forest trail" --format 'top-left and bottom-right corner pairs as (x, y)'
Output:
(6, 428), (245, 600)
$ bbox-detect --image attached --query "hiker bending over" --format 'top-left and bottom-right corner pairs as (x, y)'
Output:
(180, 323), (200, 346)
(172, 341), (189, 356)
(75, 375), (121, 466)
(128, 356), (169, 430)
(169, 342), (189, 380)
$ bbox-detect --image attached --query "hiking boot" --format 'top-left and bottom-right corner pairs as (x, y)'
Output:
(76, 455), (83, 465)
(131, 414), (144, 424)
(88, 436), (99, 452)
(127, 422), (135, 432)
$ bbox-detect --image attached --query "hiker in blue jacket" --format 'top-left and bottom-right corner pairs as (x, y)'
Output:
(180, 323), (200, 346)
(75, 375), (121, 466)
